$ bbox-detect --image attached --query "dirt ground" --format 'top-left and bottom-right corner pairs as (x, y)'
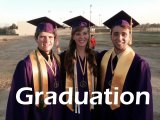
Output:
(0, 34), (160, 120)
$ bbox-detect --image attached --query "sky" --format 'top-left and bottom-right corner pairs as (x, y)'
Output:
(0, 0), (160, 27)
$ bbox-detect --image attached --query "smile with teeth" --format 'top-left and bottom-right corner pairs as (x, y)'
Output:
(116, 41), (124, 44)
(42, 43), (51, 47)
(79, 39), (86, 43)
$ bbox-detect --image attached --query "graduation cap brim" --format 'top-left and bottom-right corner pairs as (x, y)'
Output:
(27, 17), (63, 28)
(63, 15), (95, 28)
(103, 10), (139, 29)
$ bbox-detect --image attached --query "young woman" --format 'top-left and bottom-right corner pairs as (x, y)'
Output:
(6, 17), (64, 120)
(61, 16), (98, 120)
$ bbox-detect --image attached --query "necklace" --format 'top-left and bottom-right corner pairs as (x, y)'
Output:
(52, 56), (59, 88)
(77, 52), (87, 88)
(44, 54), (59, 88)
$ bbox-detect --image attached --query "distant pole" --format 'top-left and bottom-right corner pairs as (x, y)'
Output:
(89, 4), (92, 34)
(48, 10), (51, 17)
(99, 14), (101, 26)
(90, 4), (92, 23)
(69, 10), (72, 18)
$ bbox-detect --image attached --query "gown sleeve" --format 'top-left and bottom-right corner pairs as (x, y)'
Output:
(5, 60), (31, 120)
(131, 59), (153, 120)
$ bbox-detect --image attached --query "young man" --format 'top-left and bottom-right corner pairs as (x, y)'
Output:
(99, 10), (153, 120)
(6, 17), (64, 120)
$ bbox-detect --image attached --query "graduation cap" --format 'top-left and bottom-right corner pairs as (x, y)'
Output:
(63, 15), (95, 28)
(103, 10), (139, 29)
(27, 17), (63, 33)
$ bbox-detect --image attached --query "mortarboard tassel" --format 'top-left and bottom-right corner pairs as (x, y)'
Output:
(129, 18), (133, 45)
(56, 37), (61, 54)
(55, 27), (61, 54)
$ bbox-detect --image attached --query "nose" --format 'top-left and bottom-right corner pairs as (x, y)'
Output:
(80, 33), (85, 39)
(43, 36), (50, 43)
(117, 34), (123, 41)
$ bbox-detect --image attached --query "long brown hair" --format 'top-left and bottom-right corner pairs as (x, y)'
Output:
(64, 27), (97, 79)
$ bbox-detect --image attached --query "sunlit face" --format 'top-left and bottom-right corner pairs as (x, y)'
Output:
(73, 27), (89, 48)
(111, 26), (130, 54)
(36, 32), (55, 54)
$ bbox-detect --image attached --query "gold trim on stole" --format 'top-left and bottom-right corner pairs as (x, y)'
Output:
(29, 50), (48, 108)
(101, 47), (135, 110)
(66, 60), (97, 112)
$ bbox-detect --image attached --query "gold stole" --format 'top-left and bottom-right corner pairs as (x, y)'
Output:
(30, 50), (48, 108)
(66, 57), (97, 112)
(101, 47), (135, 110)
(29, 49), (60, 108)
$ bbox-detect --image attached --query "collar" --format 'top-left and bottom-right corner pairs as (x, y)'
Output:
(38, 48), (52, 61)
(112, 48), (127, 60)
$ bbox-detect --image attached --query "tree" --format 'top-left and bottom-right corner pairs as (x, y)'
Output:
(9, 23), (18, 29)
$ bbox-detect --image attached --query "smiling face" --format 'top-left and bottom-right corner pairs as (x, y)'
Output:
(111, 26), (131, 54)
(73, 27), (89, 49)
(36, 32), (55, 54)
